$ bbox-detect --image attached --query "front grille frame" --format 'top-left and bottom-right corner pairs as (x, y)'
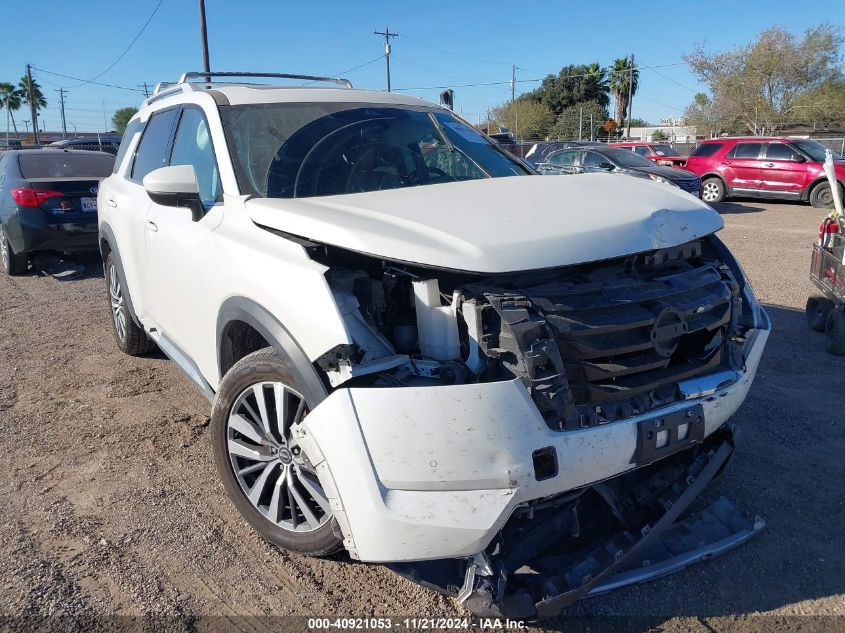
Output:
(469, 237), (745, 430)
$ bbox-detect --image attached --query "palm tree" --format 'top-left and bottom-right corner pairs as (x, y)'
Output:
(18, 75), (47, 134)
(610, 58), (639, 127)
(0, 83), (22, 141)
(584, 63), (610, 109)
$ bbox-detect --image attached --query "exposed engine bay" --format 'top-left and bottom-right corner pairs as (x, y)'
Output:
(311, 234), (755, 432)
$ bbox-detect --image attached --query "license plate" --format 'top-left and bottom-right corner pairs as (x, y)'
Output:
(631, 404), (705, 465)
(81, 197), (97, 212)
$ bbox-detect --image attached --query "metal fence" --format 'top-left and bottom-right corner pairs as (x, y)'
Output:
(498, 137), (845, 160)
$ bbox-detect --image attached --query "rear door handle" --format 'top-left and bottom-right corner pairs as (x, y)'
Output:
(145, 220), (158, 232)
(764, 163), (775, 168)
(107, 198), (117, 208)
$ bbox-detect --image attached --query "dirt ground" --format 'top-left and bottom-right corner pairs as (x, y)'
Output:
(0, 200), (843, 633)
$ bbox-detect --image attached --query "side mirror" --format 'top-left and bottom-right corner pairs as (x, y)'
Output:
(791, 154), (806, 163)
(599, 162), (615, 171)
(143, 165), (204, 222)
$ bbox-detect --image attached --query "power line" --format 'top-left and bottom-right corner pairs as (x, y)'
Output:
(31, 67), (144, 92)
(401, 33), (512, 66)
(391, 55), (467, 81)
(332, 55), (385, 77)
(68, 0), (164, 88)
(645, 65), (699, 93)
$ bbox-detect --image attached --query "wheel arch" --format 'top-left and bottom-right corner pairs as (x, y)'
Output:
(98, 223), (141, 327)
(805, 176), (845, 201)
(216, 297), (329, 406)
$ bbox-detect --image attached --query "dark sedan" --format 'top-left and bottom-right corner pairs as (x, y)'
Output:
(0, 149), (114, 275)
(523, 140), (603, 167)
(537, 145), (702, 197)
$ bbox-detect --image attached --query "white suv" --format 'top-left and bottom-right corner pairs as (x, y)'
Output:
(99, 72), (770, 619)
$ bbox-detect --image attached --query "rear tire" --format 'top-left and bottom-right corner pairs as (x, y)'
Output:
(105, 252), (156, 356)
(211, 347), (344, 557)
(701, 177), (725, 204)
(806, 296), (835, 332)
(810, 182), (841, 209)
(0, 225), (29, 276)
(824, 308), (845, 355)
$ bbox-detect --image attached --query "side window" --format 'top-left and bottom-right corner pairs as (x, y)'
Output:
(169, 107), (222, 206)
(727, 142), (763, 159)
(634, 146), (650, 156)
(581, 151), (606, 168)
(690, 143), (722, 157)
(114, 119), (144, 175)
(548, 150), (578, 166)
(130, 109), (179, 182)
(766, 143), (798, 161)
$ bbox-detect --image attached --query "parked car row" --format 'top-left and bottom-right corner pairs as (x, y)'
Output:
(524, 136), (844, 207)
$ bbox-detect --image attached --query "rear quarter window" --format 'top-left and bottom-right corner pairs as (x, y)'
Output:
(690, 143), (723, 157)
(113, 120), (144, 174)
(18, 153), (115, 179)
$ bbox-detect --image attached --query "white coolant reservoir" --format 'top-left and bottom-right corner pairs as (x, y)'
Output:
(412, 279), (460, 361)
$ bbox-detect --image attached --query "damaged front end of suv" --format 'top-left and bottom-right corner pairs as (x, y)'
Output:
(262, 198), (769, 620)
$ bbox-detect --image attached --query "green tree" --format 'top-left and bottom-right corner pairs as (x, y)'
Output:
(492, 99), (554, 140)
(18, 75), (47, 114)
(112, 107), (139, 133)
(0, 83), (23, 137)
(548, 101), (608, 140)
(610, 57), (639, 125)
(525, 63), (610, 115)
(793, 78), (845, 128)
(683, 23), (843, 134)
(628, 117), (651, 127)
(651, 129), (668, 141)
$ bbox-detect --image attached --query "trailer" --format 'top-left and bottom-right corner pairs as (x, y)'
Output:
(807, 232), (845, 354)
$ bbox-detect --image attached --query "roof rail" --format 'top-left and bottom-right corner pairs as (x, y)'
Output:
(176, 71), (352, 89)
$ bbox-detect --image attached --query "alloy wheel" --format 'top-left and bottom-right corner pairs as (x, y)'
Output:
(702, 182), (720, 202)
(108, 264), (127, 342)
(226, 381), (331, 533)
(819, 188), (833, 208)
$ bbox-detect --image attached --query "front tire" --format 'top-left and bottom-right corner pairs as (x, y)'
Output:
(825, 308), (845, 355)
(105, 252), (156, 356)
(211, 347), (343, 557)
(701, 177), (726, 204)
(0, 224), (29, 276)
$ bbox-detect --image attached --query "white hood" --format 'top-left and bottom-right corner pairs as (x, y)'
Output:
(246, 173), (723, 273)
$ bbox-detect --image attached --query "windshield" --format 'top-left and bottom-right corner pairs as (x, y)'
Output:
(650, 144), (679, 156)
(220, 103), (530, 198)
(791, 139), (842, 162)
(601, 148), (657, 168)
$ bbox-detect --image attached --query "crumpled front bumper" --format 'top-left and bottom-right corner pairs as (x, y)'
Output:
(298, 313), (769, 564)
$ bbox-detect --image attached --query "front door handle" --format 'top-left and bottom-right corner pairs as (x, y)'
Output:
(145, 220), (158, 232)
(107, 198), (117, 208)
(722, 160), (732, 165)
(764, 163), (775, 167)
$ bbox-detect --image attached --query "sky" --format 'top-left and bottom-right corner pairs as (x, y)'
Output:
(1, 0), (843, 134)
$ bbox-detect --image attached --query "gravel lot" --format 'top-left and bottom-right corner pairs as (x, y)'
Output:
(0, 200), (843, 632)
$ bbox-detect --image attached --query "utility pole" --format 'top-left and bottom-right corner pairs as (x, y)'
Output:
(510, 64), (516, 102)
(25, 64), (39, 145)
(625, 53), (634, 139)
(138, 82), (151, 98)
(23, 120), (30, 136)
(579, 106), (583, 140)
(198, 0), (211, 81)
(590, 112), (594, 141)
(374, 26), (398, 91)
(102, 100), (108, 132)
(55, 88), (67, 139)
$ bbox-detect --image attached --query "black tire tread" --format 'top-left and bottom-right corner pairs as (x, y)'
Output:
(1, 227), (28, 276)
(806, 296), (835, 332)
(825, 308), (845, 355)
(105, 252), (156, 356)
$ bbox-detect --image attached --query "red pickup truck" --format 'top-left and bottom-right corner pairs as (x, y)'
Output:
(610, 142), (688, 168)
